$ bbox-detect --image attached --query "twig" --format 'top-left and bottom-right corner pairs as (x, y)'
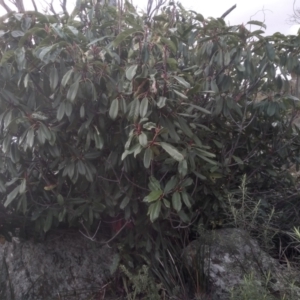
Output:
(79, 219), (102, 241)
(31, 0), (37, 12)
(0, 0), (13, 13)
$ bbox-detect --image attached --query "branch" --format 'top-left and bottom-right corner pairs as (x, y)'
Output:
(8, 0), (25, 12)
(31, 0), (38, 12)
(220, 4), (236, 19)
(0, 0), (13, 13)
(60, 0), (68, 15)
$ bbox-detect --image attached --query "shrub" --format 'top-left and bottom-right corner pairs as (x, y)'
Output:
(0, 0), (300, 252)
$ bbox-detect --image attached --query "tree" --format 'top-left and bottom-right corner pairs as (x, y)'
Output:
(288, 0), (300, 25)
(0, 0), (300, 250)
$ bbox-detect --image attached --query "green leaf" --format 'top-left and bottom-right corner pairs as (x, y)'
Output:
(65, 102), (73, 117)
(4, 185), (20, 207)
(157, 96), (167, 108)
(211, 79), (219, 93)
(49, 68), (59, 91)
(26, 128), (35, 148)
(196, 154), (218, 165)
(181, 192), (191, 208)
(143, 147), (153, 168)
(164, 176), (178, 193)
(177, 117), (193, 137)
(80, 105), (85, 119)
(94, 132), (104, 149)
(113, 28), (141, 47)
(44, 211), (53, 232)
(163, 198), (170, 208)
(178, 159), (188, 177)
(67, 78), (80, 102)
(172, 191), (182, 212)
(143, 122), (156, 130)
(61, 69), (73, 87)
(173, 76), (190, 89)
(149, 176), (161, 191)
(128, 98), (140, 122)
(57, 102), (65, 121)
(0, 50), (14, 65)
(266, 43), (275, 61)
(19, 178), (26, 194)
(126, 64), (138, 81)
(140, 97), (148, 118)
(138, 132), (148, 147)
(232, 155), (244, 165)
(143, 190), (163, 202)
(173, 89), (188, 99)
(178, 210), (190, 223)
(57, 194), (64, 206)
(120, 196), (130, 209)
(182, 103), (211, 114)
(247, 20), (266, 29)
(109, 99), (119, 120)
(224, 51), (230, 66)
(148, 201), (161, 222)
(160, 142), (184, 161)
(160, 37), (177, 53)
(77, 160), (86, 175)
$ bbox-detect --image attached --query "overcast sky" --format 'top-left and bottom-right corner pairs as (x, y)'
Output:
(132, 0), (300, 35)
(1, 0), (300, 36)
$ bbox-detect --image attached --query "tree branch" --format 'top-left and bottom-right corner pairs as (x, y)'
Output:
(0, 0), (13, 13)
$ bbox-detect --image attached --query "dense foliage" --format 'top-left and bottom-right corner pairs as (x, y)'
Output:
(1, 0), (300, 249)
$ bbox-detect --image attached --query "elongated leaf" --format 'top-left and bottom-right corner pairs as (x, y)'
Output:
(57, 102), (65, 121)
(181, 192), (191, 208)
(113, 28), (141, 47)
(4, 185), (20, 207)
(19, 179), (26, 194)
(49, 68), (59, 90)
(120, 196), (130, 209)
(163, 198), (170, 208)
(149, 176), (161, 191)
(178, 159), (188, 176)
(77, 160), (86, 175)
(148, 201), (161, 222)
(266, 43), (275, 61)
(143, 190), (163, 202)
(138, 132), (148, 147)
(157, 96), (167, 108)
(172, 191), (182, 212)
(26, 128), (35, 148)
(61, 69), (73, 87)
(67, 79), (80, 102)
(160, 142), (184, 161)
(173, 76), (190, 89)
(109, 99), (119, 120)
(128, 98), (140, 122)
(143, 147), (153, 168)
(126, 65), (138, 81)
(182, 103), (211, 114)
(140, 97), (148, 118)
(57, 194), (64, 206)
(247, 20), (266, 29)
(164, 176), (177, 193)
(44, 211), (53, 232)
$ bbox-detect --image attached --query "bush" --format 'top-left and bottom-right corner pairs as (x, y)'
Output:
(1, 0), (300, 257)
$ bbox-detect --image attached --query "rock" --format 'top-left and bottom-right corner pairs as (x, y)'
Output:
(183, 228), (300, 300)
(0, 231), (115, 300)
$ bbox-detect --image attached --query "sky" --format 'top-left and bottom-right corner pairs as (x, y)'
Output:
(1, 0), (300, 36)
(131, 0), (300, 35)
